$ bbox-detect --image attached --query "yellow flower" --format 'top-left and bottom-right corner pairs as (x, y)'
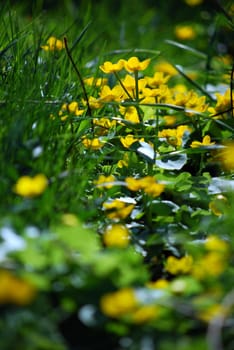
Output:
(175, 25), (196, 40)
(82, 137), (104, 150)
(103, 199), (135, 220)
(94, 175), (116, 189)
(84, 77), (108, 87)
(120, 134), (142, 148)
(103, 224), (130, 247)
(124, 56), (151, 73)
(0, 270), (36, 305)
(59, 101), (84, 120)
(139, 176), (165, 197)
(13, 174), (48, 197)
(84, 96), (103, 109)
(41, 36), (64, 51)
(205, 235), (229, 254)
(100, 288), (138, 318)
(197, 303), (227, 323)
(93, 117), (116, 129)
(154, 61), (178, 76)
(163, 115), (177, 126)
(119, 106), (140, 124)
(120, 75), (147, 99)
(192, 252), (227, 279)
(99, 85), (124, 102)
(218, 142), (234, 170)
(117, 153), (129, 168)
(208, 88), (234, 116)
(165, 255), (193, 275)
(99, 59), (125, 74)
(159, 125), (191, 147)
(126, 176), (165, 197)
(146, 72), (171, 88)
(185, 91), (207, 113)
(190, 135), (215, 148)
(131, 305), (160, 323)
(61, 213), (79, 226)
(125, 177), (143, 191)
(147, 279), (170, 289)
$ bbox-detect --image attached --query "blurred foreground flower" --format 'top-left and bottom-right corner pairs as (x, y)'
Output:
(82, 137), (104, 150)
(126, 176), (165, 197)
(100, 288), (138, 318)
(166, 255), (193, 275)
(13, 174), (48, 197)
(103, 224), (130, 247)
(103, 199), (135, 220)
(41, 36), (64, 51)
(0, 270), (36, 305)
(218, 142), (234, 170)
(94, 175), (116, 189)
(175, 25), (196, 40)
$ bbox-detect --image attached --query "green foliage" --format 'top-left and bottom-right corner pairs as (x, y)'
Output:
(0, 0), (234, 349)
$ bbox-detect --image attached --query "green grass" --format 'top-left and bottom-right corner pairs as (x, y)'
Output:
(0, 1), (234, 349)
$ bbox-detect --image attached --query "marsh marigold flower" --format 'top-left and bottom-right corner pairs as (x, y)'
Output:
(175, 25), (196, 40)
(190, 135), (215, 148)
(99, 59), (125, 74)
(84, 76), (108, 87)
(59, 101), (85, 119)
(192, 235), (230, 280)
(197, 303), (227, 323)
(218, 142), (234, 170)
(119, 106), (140, 124)
(13, 174), (48, 197)
(165, 255), (193, 275)
(131, 305), (160, 324)
(205, 235), (229, 253)
(99, 85), (124, 102)
(117, 153), (129, 168)
(94, 175), (116, 189)
(208, 88), (234, 116)
(154, 61), (178, 76)
(82, 137), (104, 150)
(0, 270), (36, 305)
(103, 199), (135, 220)
(124, 56), (151, 73)
(146, 72), (171, 88)
(159, 125), (192, 147)
(100, 288), (138, 318)
(126, 176), (165, 197)
(120, 134), (143, 148)
(41, 36), (64, 51)
(103, 224), (130, 247)
(147, 278), (170, 289)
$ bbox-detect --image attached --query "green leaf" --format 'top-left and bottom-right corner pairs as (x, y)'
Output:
(165, 39), (207, 59)
(155, 152), (187, 170)
(151, 200), (179, 216)
(53, 221), (101, 262)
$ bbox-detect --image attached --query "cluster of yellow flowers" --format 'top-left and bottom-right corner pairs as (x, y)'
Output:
(100, 287), (160, 323)
(100, 235), (230, 323)
(13, 174), (48, 198)
(41, 36), (64, 51)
